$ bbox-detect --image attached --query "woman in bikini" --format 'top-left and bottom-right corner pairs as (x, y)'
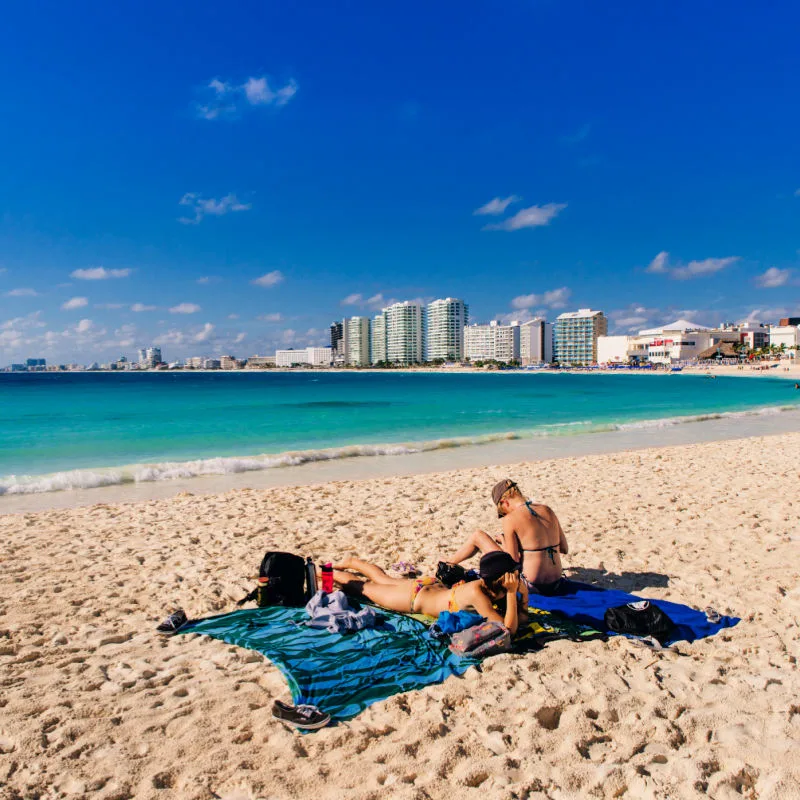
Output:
(329, 551), (522, 634)
(446, 478), (569, 596)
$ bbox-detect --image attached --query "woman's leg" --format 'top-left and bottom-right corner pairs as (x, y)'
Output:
(335, 556), (405, 585)
(332, 571), (414, 612)
(448, 528), (503, 564)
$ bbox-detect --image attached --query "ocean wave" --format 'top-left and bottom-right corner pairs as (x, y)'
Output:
(1, 403), (798, 496)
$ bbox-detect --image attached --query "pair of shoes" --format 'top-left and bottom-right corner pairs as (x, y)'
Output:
(272, 700), (331, 730)
(705, 607), (721, 624)
(156, 609), (188, 634)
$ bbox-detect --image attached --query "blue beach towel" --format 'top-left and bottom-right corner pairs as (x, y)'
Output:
(180, 606), (472, 721)
(527, 579), (739, 645)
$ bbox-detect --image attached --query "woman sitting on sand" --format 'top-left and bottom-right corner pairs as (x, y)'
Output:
(330, 552), (522, 634)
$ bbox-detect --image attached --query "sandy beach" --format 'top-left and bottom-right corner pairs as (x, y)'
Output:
(2, 432), (799, 799)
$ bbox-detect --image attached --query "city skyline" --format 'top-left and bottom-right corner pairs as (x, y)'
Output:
(2, 2), (799, 364)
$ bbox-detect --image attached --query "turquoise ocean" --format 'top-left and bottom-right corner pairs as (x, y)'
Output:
(1, 371), (798, 495)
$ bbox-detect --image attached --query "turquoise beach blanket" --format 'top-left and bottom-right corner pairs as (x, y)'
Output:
(180, 607), (472, 720)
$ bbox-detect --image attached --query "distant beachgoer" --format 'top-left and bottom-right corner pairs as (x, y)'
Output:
(329, 552), (522, 633)
(447, 479), (569, 596)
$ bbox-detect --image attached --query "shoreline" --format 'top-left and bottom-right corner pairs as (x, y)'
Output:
(3, 401), (799, 514)
(2, 433), (798, 798)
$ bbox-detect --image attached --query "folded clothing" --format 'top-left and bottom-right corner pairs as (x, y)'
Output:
(305, 590), (378, 634)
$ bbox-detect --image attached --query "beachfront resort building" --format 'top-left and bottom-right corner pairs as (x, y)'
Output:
(371, 312), (387, 364)
(275, 347), (334, 367)
(245, 356), (276, 369)
(597, 335), (648, 365)
(553, 310), (608, 365)
(385, 301), (426, 364)
(769, 325), (800, 353)
(329, 321), (344, 362)
(342, 316), (371, 366)
(426, 298), (468, 362)
(517, 318), (553, 365)
(137, 347), (162, 368)
(464, 321), (520, 363)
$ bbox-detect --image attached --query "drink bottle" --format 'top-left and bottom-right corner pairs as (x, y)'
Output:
(305, 557), (318, 598)
(321, 563), (334, 593)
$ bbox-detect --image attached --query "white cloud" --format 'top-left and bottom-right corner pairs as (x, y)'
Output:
(169, 302), (201, 314)
(252, 270), (284, 288)
(153, 329), (186, 346)
(195, 75), (298, 120)
(71, 267), (131, 280)
(341, 293), (363, 306)
(62, 296), (88, 310)
(234, 332), (247, 344)
(228, 313), (240, 320)
(197, 276), (222, 285)
(755, 267), (791, 288)
(95, 303), (125, 310)
(131, 303), (157, 312)
(259, 312), (283, 322)
(672, 257), (739, 280)
(483, 203), (567, 231)
(194, 323), (215, 342)
(366, 293), (389, 310)
(179, 193), (251, 224)
(5, 287), (39, 297)
(645, 251), (670, 274)
(645, 251), (740, 280)
(76, 318), (93, 333)
(473, 196), (521, 216)
(510, 287), (571, 310)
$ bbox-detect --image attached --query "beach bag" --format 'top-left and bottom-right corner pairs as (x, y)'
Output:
(604, 601), (675, 645)
(237, 551), (312, 608)
(449, 621), (511, 658)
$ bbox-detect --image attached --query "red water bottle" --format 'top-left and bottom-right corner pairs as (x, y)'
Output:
(321, 563), (334, 593)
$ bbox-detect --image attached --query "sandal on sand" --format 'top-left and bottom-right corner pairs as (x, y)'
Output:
(272, 700), (331, 730)
(156, 609), (188, 635)
(705, 607), (721, 624)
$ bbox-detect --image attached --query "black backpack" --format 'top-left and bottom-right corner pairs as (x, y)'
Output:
(603, 601), (675, 645)
(237, 551), (315, 608)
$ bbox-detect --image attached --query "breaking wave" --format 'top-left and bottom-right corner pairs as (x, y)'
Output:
(1, 403), (798, 496)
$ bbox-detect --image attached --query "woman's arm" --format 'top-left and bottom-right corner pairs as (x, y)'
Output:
(469, 574), (520, 634)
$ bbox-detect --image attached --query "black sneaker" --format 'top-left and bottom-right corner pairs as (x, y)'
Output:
(271, 700), (331, 730)
(156, 609), (188, 635)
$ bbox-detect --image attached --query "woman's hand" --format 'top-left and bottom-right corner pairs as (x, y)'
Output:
(501, 571), (520, 594)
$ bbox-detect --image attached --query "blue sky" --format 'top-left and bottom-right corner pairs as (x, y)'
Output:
(1, 0), (799, 363)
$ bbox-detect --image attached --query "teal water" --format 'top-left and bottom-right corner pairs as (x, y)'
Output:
(1, 371), (798, 494)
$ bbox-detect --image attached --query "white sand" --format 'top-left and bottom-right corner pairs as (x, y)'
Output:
(2, 433), (799, 799)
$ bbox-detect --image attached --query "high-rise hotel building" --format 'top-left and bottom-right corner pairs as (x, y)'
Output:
(464, 321), (520, 363)
(518, 318), (553, 365)
(426, 298), (468, 362)
(553, 309), (608, 365)
(343, 316), (371, 367)
(371, 312), (387, 364)
(385, 301), (425, 364)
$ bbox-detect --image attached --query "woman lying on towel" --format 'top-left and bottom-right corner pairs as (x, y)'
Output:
(330, 552), (523, 634)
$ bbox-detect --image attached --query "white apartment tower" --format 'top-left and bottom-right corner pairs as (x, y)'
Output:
(342, 316), (371, 367)
(464, 321), (520, 363)
(553, 309), (608, 365)
(138, 347), (162, 368)
(385, 301), (425, 364)
(371, 312), (387, 364)
(426, 298), (468, 362)
(517, 318), (553, 365)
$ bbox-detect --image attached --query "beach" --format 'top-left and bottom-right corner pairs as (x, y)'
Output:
(2, 432), (799, 799)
